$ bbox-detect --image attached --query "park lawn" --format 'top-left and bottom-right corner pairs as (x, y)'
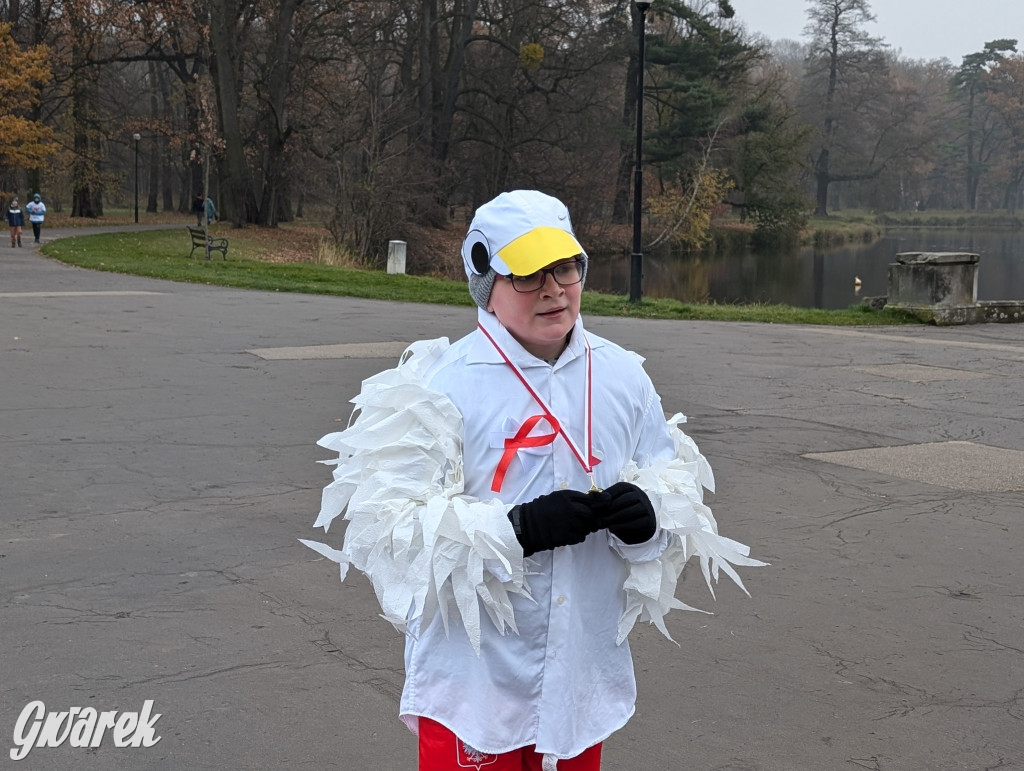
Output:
(41, 228), (922, 326)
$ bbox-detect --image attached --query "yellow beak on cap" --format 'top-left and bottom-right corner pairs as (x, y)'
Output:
(496, 226), (583, 277)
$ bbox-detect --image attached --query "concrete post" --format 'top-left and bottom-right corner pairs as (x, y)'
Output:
(387, 240), (407, 274)
(887, 252), (979, 307)
(876, 250), (1024, 325)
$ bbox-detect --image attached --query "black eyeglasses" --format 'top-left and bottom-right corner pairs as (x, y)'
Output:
(506, 259), (585, 293)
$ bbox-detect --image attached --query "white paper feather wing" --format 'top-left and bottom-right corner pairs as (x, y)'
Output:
(302, 338), (530, 654)
(615, 413), (766, 644)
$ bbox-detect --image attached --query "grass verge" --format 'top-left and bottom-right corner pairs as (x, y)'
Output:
(41, 228), (921, 326)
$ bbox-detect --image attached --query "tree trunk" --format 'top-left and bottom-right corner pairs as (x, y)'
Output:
(155, 66), (175, 212)
(432, 0), (478, 165)
(418, 0), (436, 151)
(8, 0), (21, 34)
(209, 0), (257, 226)
(814, 148), (830, 217)
(146, 63), (160, 213)
(70, 53), (102, 218)
(255, 0), (303, 227)
(186, 87), (204, 204)
(1005, 171), (1022, 215)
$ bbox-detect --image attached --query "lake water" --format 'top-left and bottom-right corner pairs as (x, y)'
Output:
(585, 229), (1024, 310)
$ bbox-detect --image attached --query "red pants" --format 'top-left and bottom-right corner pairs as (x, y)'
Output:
(418, 718), (602, 771)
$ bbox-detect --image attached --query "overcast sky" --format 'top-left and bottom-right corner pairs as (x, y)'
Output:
(727, 0), (1024, 63)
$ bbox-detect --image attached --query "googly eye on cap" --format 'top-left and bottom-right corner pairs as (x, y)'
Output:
(462, 229), (492, 276)
(462, 228), (515, 278)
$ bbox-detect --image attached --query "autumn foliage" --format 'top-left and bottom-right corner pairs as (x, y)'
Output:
(0, 23), (55, 175)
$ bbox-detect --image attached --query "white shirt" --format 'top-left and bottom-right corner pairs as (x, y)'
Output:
(399, 309), (676, 758)
(25, 200), (45, 222)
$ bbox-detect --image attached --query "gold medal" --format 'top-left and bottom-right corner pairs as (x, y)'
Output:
(588, 475), (602, 494)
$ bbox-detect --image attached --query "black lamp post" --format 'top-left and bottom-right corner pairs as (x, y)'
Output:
(629, 1), (651, 304)
(132, 133), (141, 223)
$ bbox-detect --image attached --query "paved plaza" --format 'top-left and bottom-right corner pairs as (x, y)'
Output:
(2, 237), (1022, 769)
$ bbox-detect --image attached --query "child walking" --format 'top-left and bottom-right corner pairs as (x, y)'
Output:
(25, 193), (45, 244)
(7, 199), (24, 247)
(303, 190), (763, 770)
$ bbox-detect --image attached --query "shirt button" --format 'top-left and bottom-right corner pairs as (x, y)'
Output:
(558, 480), (568, 489)
(556, 596), (566, 605)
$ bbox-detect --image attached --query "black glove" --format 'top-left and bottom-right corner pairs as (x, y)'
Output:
(597, 482), (658, 545)
(508, 489), (602, 557)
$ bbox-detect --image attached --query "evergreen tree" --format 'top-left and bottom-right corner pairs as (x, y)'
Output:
(951, 39), (1017, 209)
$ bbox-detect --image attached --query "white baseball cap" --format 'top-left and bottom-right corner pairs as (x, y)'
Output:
(461, 190), (586, 278)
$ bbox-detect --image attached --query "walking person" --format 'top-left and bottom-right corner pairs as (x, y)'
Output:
(6, 198), (24, 247)
(303, 190), (764, 770)
(193, 193), (205, 227)
(25, 193), (45, 244)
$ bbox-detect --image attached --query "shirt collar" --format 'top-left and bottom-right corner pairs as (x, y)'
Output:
(468, 307), (601, 368)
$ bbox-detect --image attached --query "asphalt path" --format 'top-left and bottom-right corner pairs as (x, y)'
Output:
(1, 232), (1022, 769)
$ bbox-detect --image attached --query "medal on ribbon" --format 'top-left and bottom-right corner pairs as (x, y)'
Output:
(478, 323), (600, 493)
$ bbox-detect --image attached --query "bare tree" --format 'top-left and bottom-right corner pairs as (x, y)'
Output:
(801, 0), (888, 216)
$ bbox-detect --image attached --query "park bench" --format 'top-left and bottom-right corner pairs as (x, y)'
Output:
(187, 226), (229, 259)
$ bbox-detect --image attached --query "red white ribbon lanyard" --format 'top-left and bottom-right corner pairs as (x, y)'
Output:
(477, 322), (599, 492)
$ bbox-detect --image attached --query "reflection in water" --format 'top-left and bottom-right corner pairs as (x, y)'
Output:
(585, 229), (1024, 310)
(812, 250), (824, 309)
